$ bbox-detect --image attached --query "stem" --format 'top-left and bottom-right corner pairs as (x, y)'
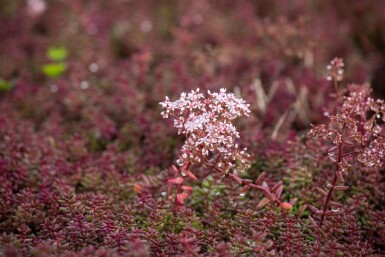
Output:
(320, 142), (342, 226)
(234, 174), (282, 206)
(333, 80), (339, 95)
(329, 79), (345, 115)
(202, 157), (282, 206)
(341, 151), (360, 158)
(172, 162), (190, 207)
(174, 182), (182, 205)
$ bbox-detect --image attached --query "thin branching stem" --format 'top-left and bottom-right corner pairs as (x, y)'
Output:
(320, 141), (342, 226)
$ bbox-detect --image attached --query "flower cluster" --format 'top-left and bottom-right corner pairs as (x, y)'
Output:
(357, 137), (385, 167)
(160, 88), (251, 174)
(326, 57), (344, 82)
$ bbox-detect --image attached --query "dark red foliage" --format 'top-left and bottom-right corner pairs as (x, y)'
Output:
(1, 0), (385, 256)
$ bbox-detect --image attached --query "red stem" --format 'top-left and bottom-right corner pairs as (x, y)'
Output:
(320, 142), (342, 226)
(202, 157), (281, 205)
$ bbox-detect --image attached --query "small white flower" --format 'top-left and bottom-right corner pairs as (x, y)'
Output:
(160, 88), (251, 173)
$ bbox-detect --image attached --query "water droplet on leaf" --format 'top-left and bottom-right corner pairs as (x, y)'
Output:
(176, 159), (183, 166)
(332, 207), (341, 212)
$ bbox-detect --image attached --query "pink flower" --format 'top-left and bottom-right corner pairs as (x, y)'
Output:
(160, 88), (251, 174)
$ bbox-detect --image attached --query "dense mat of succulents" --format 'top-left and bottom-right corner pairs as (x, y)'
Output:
(1, 1), (385, 256)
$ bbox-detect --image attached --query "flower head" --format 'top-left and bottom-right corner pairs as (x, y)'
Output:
(160, 88), (251, 174)
(326, 58), (344, 82)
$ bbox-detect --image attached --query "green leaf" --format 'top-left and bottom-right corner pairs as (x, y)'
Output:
(202, 175), (213, 188)
(42, 63), (67, 78)
(191, 220), (203, 230)
(0, 79), (13, 92)
(47, 46), (68, 61)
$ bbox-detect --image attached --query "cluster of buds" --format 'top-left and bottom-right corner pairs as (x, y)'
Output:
(308, 82), (385, 226)
(326, 58), (344, 82)
(160, 88), (251, 175)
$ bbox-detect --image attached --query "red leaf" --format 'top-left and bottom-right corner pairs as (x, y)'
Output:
(275, 186), (283, 198)
(336, 170), (344, 182)
(308, 205), (323, 215)
(289, 198), (297, 206)
(261, 181), (269, 190)
(334, 186), (349, 191)
(309, 215), (318, 226)
(181, 186), (193, 191)
(329, 201), (343, 208)
(171, 165), (178, 174)
(176, 193), (188, 205)
(255, 172), (266, 185)
(229, 173), (242, 185)
(256, 197), (271, 209)
(168, 177), (184, 185)
(186, 171), (197, 181)
(254, 186), (275, 201)
(316, 187), (327, 196)
(271, 181), (283, 192)
(325, 209), (343, 216)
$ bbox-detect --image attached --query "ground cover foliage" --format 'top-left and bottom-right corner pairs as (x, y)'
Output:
(1, 1), (385, 256)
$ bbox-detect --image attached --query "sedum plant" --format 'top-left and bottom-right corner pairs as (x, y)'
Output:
(307, 58), (385, 226)
(160, 88), (292, 209)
